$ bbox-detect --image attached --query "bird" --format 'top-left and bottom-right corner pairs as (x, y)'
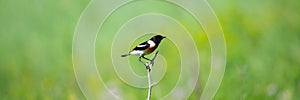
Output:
(121, 35), (166, 63)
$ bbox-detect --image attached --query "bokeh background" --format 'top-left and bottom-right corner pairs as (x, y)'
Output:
(1, 0), (299, 100)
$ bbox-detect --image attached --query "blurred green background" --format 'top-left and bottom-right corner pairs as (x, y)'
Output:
(1, 0), (299, 100)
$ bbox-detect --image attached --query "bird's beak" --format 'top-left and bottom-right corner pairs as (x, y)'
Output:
(163, 36), (166, 38)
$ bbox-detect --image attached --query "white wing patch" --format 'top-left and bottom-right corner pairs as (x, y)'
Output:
(137, 44), (147, 47)
(129, 50), (144, 56)
(147, 40), (155, 47)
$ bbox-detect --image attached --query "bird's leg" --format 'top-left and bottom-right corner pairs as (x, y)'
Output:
(139, 56), (150, 69)
(139, 56), (147, 67)
(142, 55), (151, 61)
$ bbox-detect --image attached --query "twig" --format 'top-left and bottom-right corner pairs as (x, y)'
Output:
(146, 62), (152, 100)
(144, 51), (159, 100)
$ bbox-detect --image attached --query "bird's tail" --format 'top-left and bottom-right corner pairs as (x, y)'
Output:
(121, 54), (129, 57)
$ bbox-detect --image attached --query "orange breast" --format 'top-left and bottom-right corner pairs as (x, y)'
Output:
(144, 46), (157, 54)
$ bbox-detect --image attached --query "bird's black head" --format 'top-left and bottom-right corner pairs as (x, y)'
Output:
(150, 35), (166, 43)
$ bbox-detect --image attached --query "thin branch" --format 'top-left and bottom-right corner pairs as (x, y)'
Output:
(146, 62), (152, 100)
(144, 51), (159, 100)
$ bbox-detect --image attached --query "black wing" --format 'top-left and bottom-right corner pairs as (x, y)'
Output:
(132, 41), (150, 50)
